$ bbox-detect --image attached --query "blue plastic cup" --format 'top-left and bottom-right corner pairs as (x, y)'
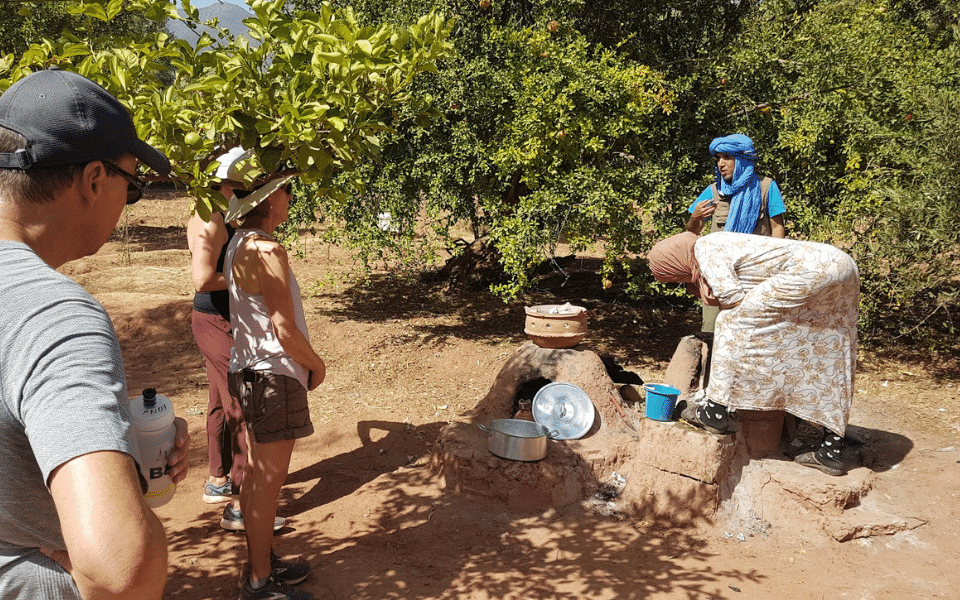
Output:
(644, 383), (680, 421)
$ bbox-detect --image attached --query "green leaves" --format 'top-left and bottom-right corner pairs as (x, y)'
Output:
(1, 0), (453, 217)
(307, 6), (673, 299)
(698, 0), (960, 348)
(4, 0), (955, 344)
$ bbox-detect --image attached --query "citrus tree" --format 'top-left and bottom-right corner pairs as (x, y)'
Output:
(319, 0), (958, 348)
(0, 0), (453, 220)
(0, 1), (161, 56)
(4, 0), (955, 350)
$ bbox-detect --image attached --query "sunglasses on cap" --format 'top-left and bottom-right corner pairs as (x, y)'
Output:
(103, 161), (146, 204)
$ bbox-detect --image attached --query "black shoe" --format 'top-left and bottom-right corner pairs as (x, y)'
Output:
(680, 402), (733, 435)
(271, 550), (310, 586)
(239, 575), (314, 600)
(795, 435), (847, 476)
(794, 450), (846, 476)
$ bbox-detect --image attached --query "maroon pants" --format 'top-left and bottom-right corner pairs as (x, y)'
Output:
(192, 310), (247, 490)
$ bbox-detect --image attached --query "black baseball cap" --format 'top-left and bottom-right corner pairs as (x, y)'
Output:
(0, 67), (170, 175)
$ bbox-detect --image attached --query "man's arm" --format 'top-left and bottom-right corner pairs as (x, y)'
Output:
(770, 214), (786, 238)
(686, 199), (715, 235)
(765, 180), (787, 238)
(47, 451), (168, 600)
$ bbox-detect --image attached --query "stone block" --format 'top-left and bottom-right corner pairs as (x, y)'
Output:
(433, 421), (596, 511)
(614, 464), (720, 527)
(629, 419), (736, 484)
(662, 335), (708, 397)
(718, 457), (884, 543)
(738, 409), (786, 456)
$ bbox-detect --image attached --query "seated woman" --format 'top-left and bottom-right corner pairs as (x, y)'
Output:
(647, 231), (860, 476)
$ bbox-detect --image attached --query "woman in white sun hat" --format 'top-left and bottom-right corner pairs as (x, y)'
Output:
(188, 147), (249, 510)
(189, 148), (287, 534)
(223, 166), (325, 600)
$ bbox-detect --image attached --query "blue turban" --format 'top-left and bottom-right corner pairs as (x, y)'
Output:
(709, 134), (762, 234)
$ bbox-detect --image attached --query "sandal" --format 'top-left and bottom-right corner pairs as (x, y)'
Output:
(794, 450), (846, 476)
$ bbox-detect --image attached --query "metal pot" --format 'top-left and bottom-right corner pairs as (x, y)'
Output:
(479, 419), (557, 461)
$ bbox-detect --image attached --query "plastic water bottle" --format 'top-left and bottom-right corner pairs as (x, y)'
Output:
(129, 388), (177, 508)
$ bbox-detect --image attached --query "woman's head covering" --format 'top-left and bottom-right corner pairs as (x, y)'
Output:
(214, 146), (251, 183)
(224, 175), (293, 223)
(647, 231), (718, 306)
(709, 133), (763, 234)
(211, 147), (295, 223)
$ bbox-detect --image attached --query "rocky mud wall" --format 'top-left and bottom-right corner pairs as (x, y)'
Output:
(431, 341), (922, 542)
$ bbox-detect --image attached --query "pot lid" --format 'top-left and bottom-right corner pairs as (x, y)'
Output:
(532, 382), (595, 440)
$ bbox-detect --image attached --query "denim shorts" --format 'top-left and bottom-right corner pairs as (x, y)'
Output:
(228, 369), (314, 443)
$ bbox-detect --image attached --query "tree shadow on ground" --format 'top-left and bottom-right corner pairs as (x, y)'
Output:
(311, 261), (699, 368)
(164, 419), (768, 600)
(283, 420), (444, 512)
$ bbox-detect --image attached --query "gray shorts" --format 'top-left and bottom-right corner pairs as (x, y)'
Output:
(228, 369), (314, 443)
(0, 550), (82, 600)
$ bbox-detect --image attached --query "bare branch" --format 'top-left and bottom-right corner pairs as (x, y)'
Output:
(727, 84), (854, 117)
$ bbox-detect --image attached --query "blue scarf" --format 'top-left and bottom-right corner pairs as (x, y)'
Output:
(709, 134), (762, 234)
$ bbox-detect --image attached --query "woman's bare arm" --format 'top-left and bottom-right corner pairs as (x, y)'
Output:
(187, 212), (229, 293)
(249, 239), (326, 389)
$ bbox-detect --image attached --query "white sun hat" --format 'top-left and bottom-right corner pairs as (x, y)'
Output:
(213, 146), (256, 183)
(223, 175), (294, 223)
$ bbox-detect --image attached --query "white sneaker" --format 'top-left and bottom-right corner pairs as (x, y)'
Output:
(220, 505), (285, 531)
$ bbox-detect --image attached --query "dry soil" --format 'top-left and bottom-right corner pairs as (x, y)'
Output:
(61, 189), (960, 600)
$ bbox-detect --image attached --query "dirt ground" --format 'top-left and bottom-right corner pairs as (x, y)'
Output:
(62, 189), (960, 600)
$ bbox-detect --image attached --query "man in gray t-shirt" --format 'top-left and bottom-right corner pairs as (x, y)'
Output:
(0, 245), (141, 597)
(0, 68), (189, 599)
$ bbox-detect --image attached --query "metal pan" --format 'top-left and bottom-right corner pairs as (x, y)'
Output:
(479, 419), (558, 461)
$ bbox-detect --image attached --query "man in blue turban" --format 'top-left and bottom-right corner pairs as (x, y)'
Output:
(679, 134), (793, 442)
(686, 133), (786, 238)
